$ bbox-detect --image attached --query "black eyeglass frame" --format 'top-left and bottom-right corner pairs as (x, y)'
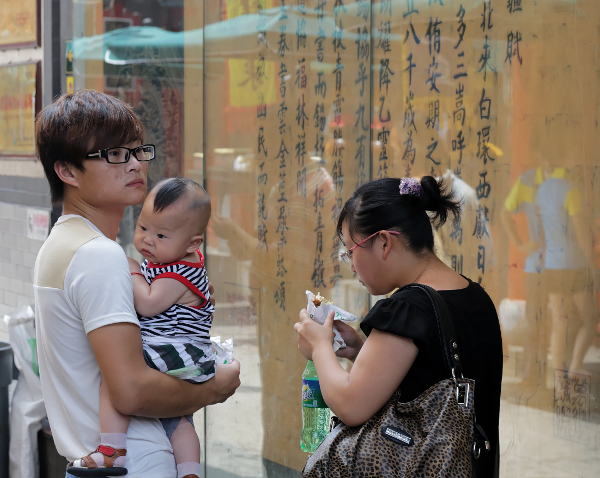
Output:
(84, 144), (156, 164)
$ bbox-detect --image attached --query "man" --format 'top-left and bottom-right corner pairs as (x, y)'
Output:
(33, 90), (240, 478)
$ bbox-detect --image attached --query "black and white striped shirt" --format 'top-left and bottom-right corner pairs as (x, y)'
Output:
(138, 252), (214, 343)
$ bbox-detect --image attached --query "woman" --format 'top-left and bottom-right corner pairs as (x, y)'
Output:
(294, 176), (503, 476)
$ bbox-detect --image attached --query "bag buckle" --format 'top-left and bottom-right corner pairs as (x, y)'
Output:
(455, 381), (469, 407)
(452, 368), (469, 407)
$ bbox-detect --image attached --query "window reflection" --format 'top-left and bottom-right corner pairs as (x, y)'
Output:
(72, 0), (600, 475)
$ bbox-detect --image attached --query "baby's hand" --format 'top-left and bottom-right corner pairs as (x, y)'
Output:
(127, 257), (141, 274)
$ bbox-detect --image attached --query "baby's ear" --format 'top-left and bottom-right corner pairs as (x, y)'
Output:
(186, 234), (205, 253)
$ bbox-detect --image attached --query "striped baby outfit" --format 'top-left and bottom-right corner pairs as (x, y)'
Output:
(139, 251), (216, 383)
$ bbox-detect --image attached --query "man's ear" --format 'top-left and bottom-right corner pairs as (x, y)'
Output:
(186, 235), (205, 253)
(54, 162), (80, 188)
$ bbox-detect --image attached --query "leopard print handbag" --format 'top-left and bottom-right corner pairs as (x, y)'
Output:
(302, 284), (486, 478)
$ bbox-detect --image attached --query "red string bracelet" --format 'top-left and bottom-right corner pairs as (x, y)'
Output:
(131, 272), (144, 276)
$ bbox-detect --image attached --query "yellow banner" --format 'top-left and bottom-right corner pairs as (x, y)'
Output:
(226, 0), (276, 108)
(228, 58), (276, 108)
(0, 0), (37, 47)
(0, 64), (37, 157)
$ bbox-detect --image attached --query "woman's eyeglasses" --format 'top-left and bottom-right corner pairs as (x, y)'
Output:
(85, 144), (156, 164)
(339, 230), (402, 263)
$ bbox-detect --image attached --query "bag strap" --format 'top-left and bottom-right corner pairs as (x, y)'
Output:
(397, 283), (464, 378)
(399, 284), (492, 461)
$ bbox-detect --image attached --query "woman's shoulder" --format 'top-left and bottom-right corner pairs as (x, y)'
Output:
(378, 278), (492, 309)
(437, 278), (497, 313)
(360, 289), (434, 341)
(369, 288), (434, 319)
(385, 283), (451, 313)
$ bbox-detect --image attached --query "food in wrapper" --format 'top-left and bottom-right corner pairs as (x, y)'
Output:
(311, 292), (332, 308)
(211, 336), (234, 364)
(306, 291), (358, 352)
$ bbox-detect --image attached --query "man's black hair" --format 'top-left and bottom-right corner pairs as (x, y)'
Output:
(36, 90), (143, 204)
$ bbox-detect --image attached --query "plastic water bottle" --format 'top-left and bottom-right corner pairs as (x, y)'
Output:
(301, 360), (330, 452)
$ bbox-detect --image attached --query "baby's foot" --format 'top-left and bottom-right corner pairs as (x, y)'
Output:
(70, 445), (126, 468)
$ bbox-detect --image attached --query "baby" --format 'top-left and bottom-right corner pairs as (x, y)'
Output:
(69, 178), (216, 478)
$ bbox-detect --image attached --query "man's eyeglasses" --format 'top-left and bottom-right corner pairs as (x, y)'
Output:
(85, 144), (156, 164)
(339, 230), (402, 263)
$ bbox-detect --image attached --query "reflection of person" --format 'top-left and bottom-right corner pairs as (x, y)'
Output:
(70, 178), (216, 478)
(33, 91), (240, 478)
(211, 164), (334, 267)
(501, 167), (546, 389)
(294, 177), (503, 476)
(210, 162), (338, 473)
(535, 166), (597, 377)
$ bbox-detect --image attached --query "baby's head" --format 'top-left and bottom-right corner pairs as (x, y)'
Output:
(134, 177), (211, 264)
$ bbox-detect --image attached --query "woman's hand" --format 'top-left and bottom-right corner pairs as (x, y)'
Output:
(294, 309), (335, 360)
(127, 257), (141, 274)
(333, 321), (364, 362)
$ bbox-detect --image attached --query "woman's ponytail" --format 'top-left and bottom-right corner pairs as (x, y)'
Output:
(337, 176), (463, 255)
(419, 176), (461, 228)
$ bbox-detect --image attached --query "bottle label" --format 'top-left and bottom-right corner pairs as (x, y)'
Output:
(302, 379), (328, 408)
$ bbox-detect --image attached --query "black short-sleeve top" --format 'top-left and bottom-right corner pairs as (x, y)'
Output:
(360, 278), (503, 476)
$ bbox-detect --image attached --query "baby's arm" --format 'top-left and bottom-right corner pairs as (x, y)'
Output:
(127, 258), (190, 317)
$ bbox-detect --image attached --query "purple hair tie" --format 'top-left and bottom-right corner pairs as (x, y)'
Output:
(399, 177), (422, 197)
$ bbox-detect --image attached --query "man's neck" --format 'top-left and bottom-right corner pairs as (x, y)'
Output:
(62, 197), (124, 241)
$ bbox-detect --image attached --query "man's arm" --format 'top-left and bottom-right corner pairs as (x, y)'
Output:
(211, 214), (259, 259)
(88, 322), (240, 418)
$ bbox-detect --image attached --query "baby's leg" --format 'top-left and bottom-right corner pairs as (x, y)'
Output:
(170, 417), (201, 478)
(100, 377), (130, 433)
(71, 378), (129, 468)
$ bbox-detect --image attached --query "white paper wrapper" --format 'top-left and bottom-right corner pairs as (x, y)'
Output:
(305, 290), (357, 352)
(211, 336), (234, 364)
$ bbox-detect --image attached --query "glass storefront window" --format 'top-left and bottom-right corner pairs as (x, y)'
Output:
(72, 0), (600, 476)
(0, 63), (37, 158)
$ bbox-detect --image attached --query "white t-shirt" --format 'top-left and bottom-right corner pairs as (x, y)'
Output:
(33, 215), (176, 478)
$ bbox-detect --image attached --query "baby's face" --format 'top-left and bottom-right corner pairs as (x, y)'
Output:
(134, 194), (202, 264)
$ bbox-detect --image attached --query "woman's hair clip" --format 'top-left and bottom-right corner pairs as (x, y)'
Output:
(399, 177), (422, 197)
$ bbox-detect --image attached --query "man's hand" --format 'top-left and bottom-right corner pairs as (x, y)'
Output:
(207, 359), (241, 404)
(127, 257), (141, 274)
